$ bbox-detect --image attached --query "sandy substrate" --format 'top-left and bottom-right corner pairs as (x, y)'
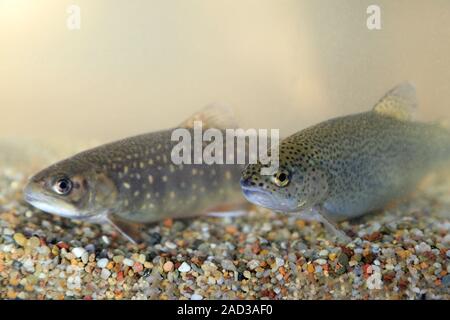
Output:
(0, 139), (449, 300)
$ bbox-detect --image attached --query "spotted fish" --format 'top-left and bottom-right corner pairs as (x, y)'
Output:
(24, 106), (248, 243)
(240, 83), (450, 240)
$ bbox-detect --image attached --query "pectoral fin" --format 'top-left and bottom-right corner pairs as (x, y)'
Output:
(103, 214), (142, 244)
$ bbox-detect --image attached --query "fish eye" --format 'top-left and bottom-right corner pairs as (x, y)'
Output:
(53, 178), (73, 195)
(273, 170), (290, 187)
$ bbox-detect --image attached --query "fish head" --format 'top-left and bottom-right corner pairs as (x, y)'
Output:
(240, 160), (328, 212)
(24, 157), (118, 220)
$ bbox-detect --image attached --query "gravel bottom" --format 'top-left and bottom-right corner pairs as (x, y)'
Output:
(0, 139), (449, 300)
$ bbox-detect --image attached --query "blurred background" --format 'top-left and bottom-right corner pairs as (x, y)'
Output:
(1, 0), (450, 143)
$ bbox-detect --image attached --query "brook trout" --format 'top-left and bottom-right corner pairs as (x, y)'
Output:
(24, 106), (248, 242)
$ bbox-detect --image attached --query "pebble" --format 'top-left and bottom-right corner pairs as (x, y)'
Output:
(165, 241), (177, 250)
(13, 233), (27, 246)
(191, 294), (203, 300)
(415, 242), (431, 254)
(221, 259), (236, 271)
(178, 262), (191, 273)
(163, 261), (174, 272)
(72, 247), (86, 258)
(97, 258), (109, 269)
(100, 269), (111, 280)
(247, 260), (260, 270)
(123, 258), (134, 267)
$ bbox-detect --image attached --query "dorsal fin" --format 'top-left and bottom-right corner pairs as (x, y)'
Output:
(178, 103), (239, 129)
(372, 82), (417, 121)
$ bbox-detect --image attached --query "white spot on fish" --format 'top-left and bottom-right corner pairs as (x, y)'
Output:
(170, 191), (175, 199)
(162, 175), (168, 182)
(139, 162), (145, 169)
(124, 166), (129, 174)
(148, 159), (154, 165)
(123, 182), (130, 189)
(146, 193), (151, 199)
(225, 171), (231, 180)
(148, 175), (154, 184)
(192, 168), (198, 176)
(134, 191), (140, 197)
(169, 165), (175, 173)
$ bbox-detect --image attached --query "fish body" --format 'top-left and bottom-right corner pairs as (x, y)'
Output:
(241, 83), (450, 220)
(24, 106), (248, 240)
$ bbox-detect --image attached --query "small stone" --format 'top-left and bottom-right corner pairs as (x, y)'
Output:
(191, 294), (203, 300)
(13, 233), (27, 246)
(315, 259), (327, 265)
(101, 235), (110, 245)
(165, 241), (177, 250)
(415, 242), (431, 254)
(100, 268), (111, 280)
(178, 262), (191, 273)
(275, 257), (284, 268)
(319, 249), (329, 257)
(133, 262), (143, 273)
(123, 258), (134, 267)
(27, 237), (40, 248)
(247, 260), (260, 270)
(221, 259), (236, 271)
(163, 261), (174, 272)
(97, 258), (109, 269)
(72, 247), (86, 258)
(442, 275), (450, 287)
(113, 255), (124, 263)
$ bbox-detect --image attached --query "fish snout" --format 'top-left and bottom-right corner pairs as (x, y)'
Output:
(239, 176), (253, 188)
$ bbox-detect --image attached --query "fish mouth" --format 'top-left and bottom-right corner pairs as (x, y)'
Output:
(240, 184), (283, 211)
(23, 182), (84, 219)
(240, 178), (298, 212)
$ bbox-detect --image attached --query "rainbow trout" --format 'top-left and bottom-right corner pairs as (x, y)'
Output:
(24, 106), (248, 243)
(240, 83), (450, 240)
